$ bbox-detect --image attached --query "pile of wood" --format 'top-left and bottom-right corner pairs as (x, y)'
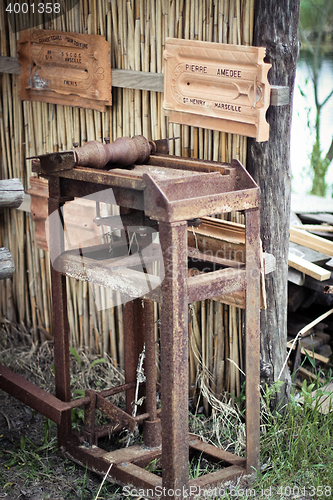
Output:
(287, 194), (333, 377)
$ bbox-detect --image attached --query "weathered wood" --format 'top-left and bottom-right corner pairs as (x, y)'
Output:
(247, 0), (300, 405)
(0, 179), (24, 208)
(290, 227), (333, 256)
(270, 85), (290, 106)
(288, 252), (331, 281)
(0, 56), (20, 74)
(0, 55), (291, 102)
(0, 248), (15, 280)
(287, 341), (330, 365)
(111, 69), (164, 92)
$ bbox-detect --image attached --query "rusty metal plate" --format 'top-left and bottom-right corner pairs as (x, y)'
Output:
(163, 38), (271, 141)
(17, 29), (111, 112)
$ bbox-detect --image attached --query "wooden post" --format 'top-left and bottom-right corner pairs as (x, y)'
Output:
(0, 248), (15, 280)
(0, 179), (24, 208)
(247, 0), (300, 405)
(0, 179), (24, 280)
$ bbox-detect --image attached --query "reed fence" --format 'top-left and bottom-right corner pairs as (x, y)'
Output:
(0, 0), (254, 406)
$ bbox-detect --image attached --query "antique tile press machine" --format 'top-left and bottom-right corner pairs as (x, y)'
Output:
(0, 135), (260, 497)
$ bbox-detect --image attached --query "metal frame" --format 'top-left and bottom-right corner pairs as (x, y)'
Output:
(0, 152), (260, 499)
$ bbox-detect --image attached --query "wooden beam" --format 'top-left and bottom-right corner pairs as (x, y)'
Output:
(270, 85), (290, 105)
(0, 179), (24, 209)
(0, 248), (15, 280)
(0, 56), (19, 74)
(288, 252), (331, 281)
(290, 226), (333, 257)
(111, 69), (164, 92)
(297, 365), (324, 384)
(287, 340), (330, 364)
(0, 55), (290, 102)
(291, 224), (333, 233)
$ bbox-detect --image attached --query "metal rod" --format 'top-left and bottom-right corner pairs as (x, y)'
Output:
(245, 207), (261, 473)
(159, 220), (189, 496)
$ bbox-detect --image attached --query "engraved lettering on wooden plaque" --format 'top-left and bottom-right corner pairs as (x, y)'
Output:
(163, 38), (271, 142)
(17, 29), (111, 112)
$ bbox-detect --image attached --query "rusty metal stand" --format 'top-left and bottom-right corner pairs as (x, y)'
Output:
(0, 148), (260, 499)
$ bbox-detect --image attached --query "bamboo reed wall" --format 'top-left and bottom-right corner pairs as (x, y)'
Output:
(0, 0), (254, 404)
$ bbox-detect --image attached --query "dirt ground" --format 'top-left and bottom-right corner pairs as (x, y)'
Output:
(0, 324), (126, 500)
(0, 323), (320, 500)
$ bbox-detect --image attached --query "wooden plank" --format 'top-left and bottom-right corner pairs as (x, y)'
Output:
(300, 332), (331, 351)
(290, 227), (333, 257)
(0, 179), (24, 208)
(289, 241), (330, 264)
(288, 252), (331, 281)
(287, 340), (331, 364)
(0, 56), (20, 74)
(297, 365), (324, 384)
(292, 224), (333, 233)
(0, 248), (15, 280)
(0, 55), (291, 101)
(188, 217), (245, 263)
(111, 69), (164, 92)
(270, 85), (290, 105)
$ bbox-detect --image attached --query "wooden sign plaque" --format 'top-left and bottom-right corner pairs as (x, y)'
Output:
(17, 29), (111, 112)
(163, 38), (271, 142)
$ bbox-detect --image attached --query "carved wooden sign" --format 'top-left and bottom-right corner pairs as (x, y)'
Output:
(163, 38), (271, 142)
(17, 29), (111, 112)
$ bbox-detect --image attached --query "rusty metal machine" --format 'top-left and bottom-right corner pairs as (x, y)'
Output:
(0, 135), (260, 498)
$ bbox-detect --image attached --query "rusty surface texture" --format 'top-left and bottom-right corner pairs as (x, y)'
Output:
(163, 38), (271, 141)
(5, 137), (260, 497)
(245, 208), (261, 473)
(0, 364), (70, 425)
(159, 220), (190, 496)
(17, 29), (111, 112)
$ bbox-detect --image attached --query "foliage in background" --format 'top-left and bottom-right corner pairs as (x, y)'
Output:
(299, 0), (333, 196)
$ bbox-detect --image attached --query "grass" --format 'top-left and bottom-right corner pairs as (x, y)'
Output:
(1, 338), (333, 499)
(252, 377), (333, 500)
(1, 376), (332, 499)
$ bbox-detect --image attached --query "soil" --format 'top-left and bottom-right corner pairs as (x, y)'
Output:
(0, 322), (318, 500)
(0, 323), (124, 500)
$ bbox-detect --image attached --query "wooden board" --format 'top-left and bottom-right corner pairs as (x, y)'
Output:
(289, 241), (331, 265)
(288, 252), (331, 281)
(0, 248), (15, 280)
(299, 332), (331, 351)
(188, 217), (245, 262)
(17, 29), (111, 112)
(163, 38), (271, 141)
(0, 54), (291, 104)
(290, 227), (333, 257)
(0, 179), (24, 208)
(287, 340), (331, 364)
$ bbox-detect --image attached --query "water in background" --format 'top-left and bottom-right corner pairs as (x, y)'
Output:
(290, 52), (333, 197)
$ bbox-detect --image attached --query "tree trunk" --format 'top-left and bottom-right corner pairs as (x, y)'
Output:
(247, 0), (300, 406)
